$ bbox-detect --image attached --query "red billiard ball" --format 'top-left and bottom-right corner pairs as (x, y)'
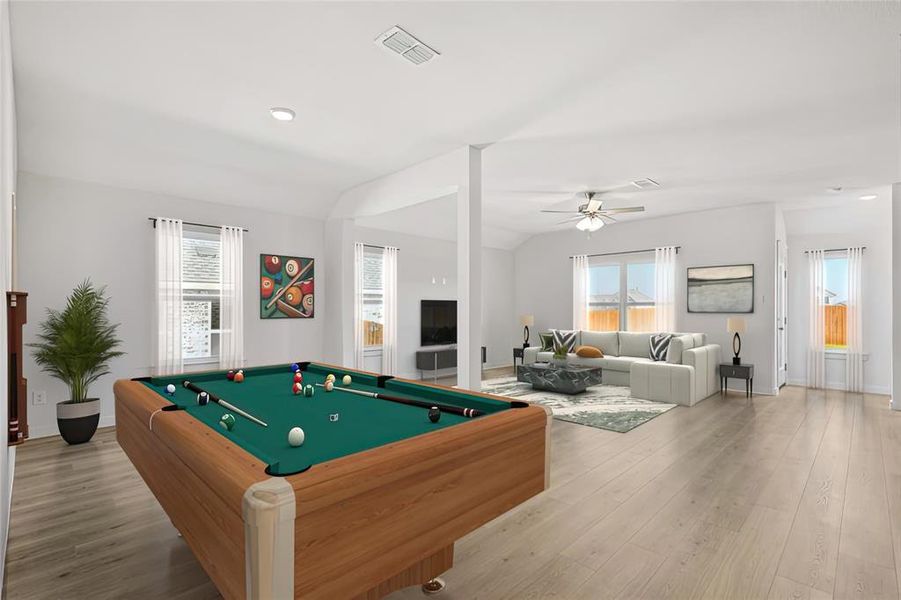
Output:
(293, 372), (303, 384)
(264, 255), (281, 274)
(260, 276), (274, 299)
(227, 370), (235, 381)
(299, 279), (314, 296)
(292, 382), (303, 395)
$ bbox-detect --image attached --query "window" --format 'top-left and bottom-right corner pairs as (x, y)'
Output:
(626, 263), (656, 332)
(362, 247), (384, 348)
(824, 254), (848, 349)
(182, 228), (221, 363)
(587, 264), (620, 331)
(588, 257), (656, 332)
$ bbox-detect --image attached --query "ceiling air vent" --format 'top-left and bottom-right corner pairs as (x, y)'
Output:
(630, 178), (660, 190)
(375, 26), (440, 66)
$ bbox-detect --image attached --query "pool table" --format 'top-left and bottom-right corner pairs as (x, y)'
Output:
(114, 362), (551, 600)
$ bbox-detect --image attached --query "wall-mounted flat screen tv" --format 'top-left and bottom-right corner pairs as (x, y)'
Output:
(421, 300), (457, 346)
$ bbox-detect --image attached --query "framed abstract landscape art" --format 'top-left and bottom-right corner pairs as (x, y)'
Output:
(260, 254), (314, 319)
(687, 264), (754, 313)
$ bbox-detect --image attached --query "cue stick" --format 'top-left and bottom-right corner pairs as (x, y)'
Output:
(182, 381), (269, 427)
(315, 384), (484, 418)
(265, 261), (313, 310)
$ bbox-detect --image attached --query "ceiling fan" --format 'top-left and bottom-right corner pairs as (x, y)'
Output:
(541, 190), (646, 232)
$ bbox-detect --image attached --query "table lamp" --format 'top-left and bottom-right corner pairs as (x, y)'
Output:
(520, 315), (534, 348)
(727, 317), (747, 365)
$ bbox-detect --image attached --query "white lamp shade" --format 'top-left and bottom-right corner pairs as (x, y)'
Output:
(519, 314), (535, 327)
(726, 317), (747, 334)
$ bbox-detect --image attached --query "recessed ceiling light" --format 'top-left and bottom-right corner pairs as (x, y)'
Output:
(859, 194), (878, 201)
(269, 107), (295, 122)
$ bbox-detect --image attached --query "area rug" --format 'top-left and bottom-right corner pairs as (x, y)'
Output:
(481, 377), (677, 433)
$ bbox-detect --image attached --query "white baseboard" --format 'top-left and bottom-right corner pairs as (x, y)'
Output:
(27, 414), (116, 440)
(785, 378), (890, 396)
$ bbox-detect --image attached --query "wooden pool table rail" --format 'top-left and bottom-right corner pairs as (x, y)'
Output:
(115, 364), (551, 600)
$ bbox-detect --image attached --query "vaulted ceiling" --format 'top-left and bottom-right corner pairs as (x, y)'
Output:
(11, 2), (900, 247)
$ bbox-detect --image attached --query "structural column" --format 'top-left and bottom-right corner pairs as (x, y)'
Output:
(457, 146), (482, 391)
(323, 217), (355, 367)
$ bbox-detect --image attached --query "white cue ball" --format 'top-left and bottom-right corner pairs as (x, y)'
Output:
(288, 427), (305, 447)
(342, 375), (352, 386)
(324, 380), (334, 392)
(325, 373), (336, 383)
(165, 384), (176, 395)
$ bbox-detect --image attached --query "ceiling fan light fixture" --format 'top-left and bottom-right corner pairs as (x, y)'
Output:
(576, 216), (604, 232)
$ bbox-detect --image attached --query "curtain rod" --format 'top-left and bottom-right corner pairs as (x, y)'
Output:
(569, 246), (680, 259)
(148, 217), (249, 233)
(362, 243), (400, 251)
(803, 247), (866, 254)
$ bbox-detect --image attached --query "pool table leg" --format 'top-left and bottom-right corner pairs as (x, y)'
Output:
(422, 577), (446, 595)
(243, 478), (296, 600)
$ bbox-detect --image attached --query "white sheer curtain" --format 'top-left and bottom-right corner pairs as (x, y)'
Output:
(353, 242), (365, 369)
(219, 226), (244, 369)
(572, 255), (589, 331)
(382, 246), (399, 375)
(154, 218), (183, 375)
(654, 246), (677, 332)
(806, 249), (825, 388)
(846, 246), (864, 392)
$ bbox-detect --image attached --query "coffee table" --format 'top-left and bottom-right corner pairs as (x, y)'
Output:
(516, 363), (603, 394)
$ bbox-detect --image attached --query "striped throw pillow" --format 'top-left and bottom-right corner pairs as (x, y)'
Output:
(649, 333), (673, 362)
(551, 329), (577, 353)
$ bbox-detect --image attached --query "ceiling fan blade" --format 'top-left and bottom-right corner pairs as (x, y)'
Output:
(584, 195), (603, 212)
(556, 216), (585, 225)
(601, 206), (645, 214)
(598, 213), (617, 223)
(540, 209), (582, 214)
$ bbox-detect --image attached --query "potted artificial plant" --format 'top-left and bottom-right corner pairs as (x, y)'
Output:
(30, 280), (124, 445)
(553, 343), (568, 367)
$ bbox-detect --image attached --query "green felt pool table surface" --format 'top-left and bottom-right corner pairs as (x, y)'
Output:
(142, 362), (512, 476)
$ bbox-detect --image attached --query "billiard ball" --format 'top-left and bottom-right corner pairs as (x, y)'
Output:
(287, 426), (305, 447)
(234, 371), (245, 383)
(226, 370), (235, 381)
(292, 382), (303, 395)
(284, 259), (300, 278)
(264, 255), (281, 274)
(260, 277), (274, 299)
(165, 383), (176, 395)
(342, 375), (352, 386)
(301, 293), (314, 315)
(325, 373), (336, 383)
(324, 380), (334, 392)
(197, 392), (210, 406)
(304, 384), (314, 397)
(291, 363), (300, 372)
(299, 279), (314, 296)
(428, 407), (441, 423)
(273, 271), (283, 284)
(219, 413), (236, 431)
(294, 372), (303, 384)
(285, 286), (302, 306)
(328, 413), (339, 422)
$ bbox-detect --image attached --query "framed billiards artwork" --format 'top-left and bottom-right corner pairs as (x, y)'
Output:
(260, 254), (314, 319)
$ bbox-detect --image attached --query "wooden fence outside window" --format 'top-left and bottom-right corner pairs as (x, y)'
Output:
(825, 304), (846, 348)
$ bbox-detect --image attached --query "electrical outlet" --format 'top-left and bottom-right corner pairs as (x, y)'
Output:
(32, 391), (47, 406)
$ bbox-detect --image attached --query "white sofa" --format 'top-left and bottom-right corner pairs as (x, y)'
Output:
(522, 331), (720, 407)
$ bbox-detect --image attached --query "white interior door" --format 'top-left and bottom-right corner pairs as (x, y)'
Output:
(776, 240), (788, 388)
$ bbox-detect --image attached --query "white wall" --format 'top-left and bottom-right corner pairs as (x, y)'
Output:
(354, 225), (516, 380)
(0, 0), (16, 580)
(514, 203), (780, 394)
(785, 198), (892, 394)
(17, 172), (326, 437)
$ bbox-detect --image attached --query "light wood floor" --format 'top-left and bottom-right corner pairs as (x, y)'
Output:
(4, 382), (901, 599)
